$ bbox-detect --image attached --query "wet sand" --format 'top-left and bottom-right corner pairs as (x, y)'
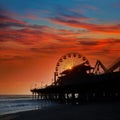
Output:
(0, 101), (120, 120)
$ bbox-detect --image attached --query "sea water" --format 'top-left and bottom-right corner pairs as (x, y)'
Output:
(0, 95), (56, 116)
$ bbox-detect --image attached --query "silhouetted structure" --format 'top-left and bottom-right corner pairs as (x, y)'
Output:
(31, 53), (120, 103)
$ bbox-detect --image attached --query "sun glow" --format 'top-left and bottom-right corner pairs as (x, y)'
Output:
(68, 66), (72, 70)
(65, 64), (73, 70)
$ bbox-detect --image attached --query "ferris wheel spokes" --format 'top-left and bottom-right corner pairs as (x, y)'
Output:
(54, 52), (90, 84)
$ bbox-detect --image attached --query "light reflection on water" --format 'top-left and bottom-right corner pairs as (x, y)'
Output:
(0, 95), (57, 116)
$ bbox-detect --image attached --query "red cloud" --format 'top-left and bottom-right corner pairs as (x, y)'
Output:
(50, 18), (120, 34)
(0, 15), (27, 28)
(0, 10), (120, 64)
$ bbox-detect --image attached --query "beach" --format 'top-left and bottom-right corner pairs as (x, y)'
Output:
(0, 101), (120, 120)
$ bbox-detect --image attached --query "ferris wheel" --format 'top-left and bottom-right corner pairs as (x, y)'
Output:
(54, 52), (90, 83)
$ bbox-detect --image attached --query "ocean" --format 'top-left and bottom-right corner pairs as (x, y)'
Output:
(0, 95), (57, 116)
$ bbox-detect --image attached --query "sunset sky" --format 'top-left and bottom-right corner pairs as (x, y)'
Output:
(0, 0), (120, 95)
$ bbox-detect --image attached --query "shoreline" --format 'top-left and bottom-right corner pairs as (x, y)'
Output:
(0, 101), (120, 120)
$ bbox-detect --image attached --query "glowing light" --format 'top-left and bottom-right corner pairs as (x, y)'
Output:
(65, 64), (73, 70)
(68, 66), (72, 70)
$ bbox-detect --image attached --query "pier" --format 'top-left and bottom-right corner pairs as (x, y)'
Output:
(31, 52), (120, 103)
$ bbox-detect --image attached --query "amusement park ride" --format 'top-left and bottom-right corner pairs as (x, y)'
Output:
(31, 52), (120, 103)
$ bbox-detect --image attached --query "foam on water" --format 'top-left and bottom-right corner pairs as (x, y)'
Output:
(0, 95), (56, 116)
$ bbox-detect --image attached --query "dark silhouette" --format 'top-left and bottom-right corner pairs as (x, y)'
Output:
(31, 53), (120, 103)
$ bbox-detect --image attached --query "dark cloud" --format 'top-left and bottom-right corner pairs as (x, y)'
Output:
(0, 14), (27, 29)
(0, 14), (11, 19)
(52, 5), (91, 22)
(30, 48), (41, 52)
(30, 47), (58, 54)
(108, 38), (120, 43)
(78, 38), (99, 46)
(14, 55), (30, 60)
(50, 17), (120, 33)
(77, 38), (120, 46)
(0, 55), (29, 61)
(0, 22), (25, 28)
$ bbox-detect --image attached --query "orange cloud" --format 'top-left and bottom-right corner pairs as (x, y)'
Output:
(50, 18), (120, 34)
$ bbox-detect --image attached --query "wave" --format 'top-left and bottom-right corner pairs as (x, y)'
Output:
(0, 95), (56, 116)
(0, 95), (32, 102)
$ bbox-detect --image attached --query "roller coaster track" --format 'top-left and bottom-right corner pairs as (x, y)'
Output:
(107, 58), (120, 72)
(93, 60), (107, 74)
(93, 58), (120, 74)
